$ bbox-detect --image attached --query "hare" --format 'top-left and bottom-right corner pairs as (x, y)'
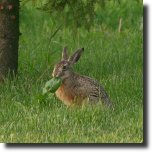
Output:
(52, 46), (113, 108)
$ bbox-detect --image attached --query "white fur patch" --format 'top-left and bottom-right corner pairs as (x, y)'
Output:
(58, 68), (62, 73)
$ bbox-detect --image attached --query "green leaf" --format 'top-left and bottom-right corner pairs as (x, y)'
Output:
(43, 77), (62, 94)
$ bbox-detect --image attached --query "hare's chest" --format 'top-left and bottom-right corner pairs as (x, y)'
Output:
(55, 85), (76, 107)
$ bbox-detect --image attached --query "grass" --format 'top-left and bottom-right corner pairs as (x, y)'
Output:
(0, 0), (143, 143)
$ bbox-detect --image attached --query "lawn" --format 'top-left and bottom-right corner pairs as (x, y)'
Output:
(0, 0), (143, 143)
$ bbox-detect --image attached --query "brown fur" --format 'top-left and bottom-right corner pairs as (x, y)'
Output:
(53, 46), (113, 107)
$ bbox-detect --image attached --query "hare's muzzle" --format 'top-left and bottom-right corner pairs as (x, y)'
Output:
(52, 68), (62, 78)
(52, 69), (57, 77)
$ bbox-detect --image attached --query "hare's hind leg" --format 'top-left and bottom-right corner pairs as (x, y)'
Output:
(88, 95), (100, 105)
(88, 95), (113, 107)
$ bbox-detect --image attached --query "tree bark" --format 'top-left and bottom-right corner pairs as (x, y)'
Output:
(0, 0), (20, 82)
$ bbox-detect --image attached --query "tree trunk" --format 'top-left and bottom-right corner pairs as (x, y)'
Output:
(0, 0), (20, 83)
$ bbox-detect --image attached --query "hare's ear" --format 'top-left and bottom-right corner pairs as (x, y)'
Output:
(68, 48), (84, 66)
(61, 46), (68, 61)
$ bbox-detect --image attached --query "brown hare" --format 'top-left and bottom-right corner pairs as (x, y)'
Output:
(52, 46), (113, 108)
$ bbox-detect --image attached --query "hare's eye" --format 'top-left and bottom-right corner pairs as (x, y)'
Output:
(62, 66), (66, 70)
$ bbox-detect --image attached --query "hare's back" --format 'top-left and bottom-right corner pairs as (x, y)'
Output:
(74, 74), (107, 96)
(74, 73), (113, 105)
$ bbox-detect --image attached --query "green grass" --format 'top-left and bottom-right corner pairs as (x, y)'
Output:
(0, 0), (143, 143)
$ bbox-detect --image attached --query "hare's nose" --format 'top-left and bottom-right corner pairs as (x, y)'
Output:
(52, 72), (56, 77)
(52, 69), (56, 77)
(52, 70), (58, 77)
